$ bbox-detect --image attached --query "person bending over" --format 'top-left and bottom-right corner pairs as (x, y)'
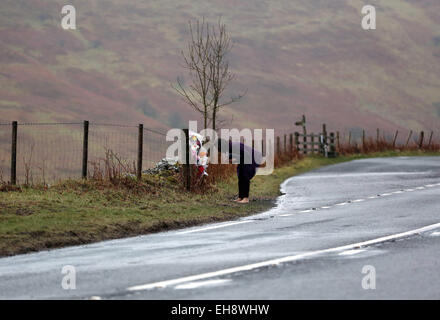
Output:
(218, 139), (261, 204)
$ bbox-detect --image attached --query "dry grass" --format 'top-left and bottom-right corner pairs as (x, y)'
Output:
(89, 148), (137, 182)
(337, 136), (440, 155)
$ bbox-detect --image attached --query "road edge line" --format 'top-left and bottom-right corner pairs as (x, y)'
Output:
(127, 222), (440, 291)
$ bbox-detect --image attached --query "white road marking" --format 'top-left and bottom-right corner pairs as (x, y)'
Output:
(292, 172), (433, 179)
(338, 249), (366, 256)
(278, 183), (440, 219)
(430, 231), (440, 237)
(180, 182), (440, 230)
(175, 279), (231, 290)
(127, 222), (440, 291)
(177, 220), (253, 234)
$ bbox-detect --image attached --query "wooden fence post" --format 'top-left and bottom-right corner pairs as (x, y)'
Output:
(82, 120), (89, 179)
(294, 132), (300, 152)
(376, 128), (380, 145)
(362, 129), (365, 151)
(406, 130), (413, 148)
(392, 130), (399, 148)
(303, 128), (307, 155)
(419, 131), (424, 148)
(277, 136), (280, 156)
(321, 124), (327, 155)
(217, 136), (222, 164)
(137, 124), (143, 180)
(330, 132), (335, 156)
(289, 133), (293, 155)
(183, 128), (190, 191)
(348, 131), (352, 146)
(311, 134), (315, 154)
(336, 131), (340, 151)
(428, 131), (433, 147)
(284, 134), (287, 153)
(10, 121), (17, 185)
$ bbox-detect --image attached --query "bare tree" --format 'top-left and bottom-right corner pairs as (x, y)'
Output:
(173, 18), (245, 130)
(172, 18), (213, 130)
(207, 19), (245, 131)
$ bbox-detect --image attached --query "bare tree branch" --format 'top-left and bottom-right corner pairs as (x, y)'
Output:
(172, 17), (246, 130)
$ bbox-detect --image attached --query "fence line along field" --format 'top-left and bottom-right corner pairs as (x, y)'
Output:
(0, 122), (171, 185)
(1, 120), (439, 186)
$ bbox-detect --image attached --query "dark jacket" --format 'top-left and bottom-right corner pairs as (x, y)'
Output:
(228, 141), (261, 180)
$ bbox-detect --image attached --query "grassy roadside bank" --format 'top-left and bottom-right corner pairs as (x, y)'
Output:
(0, 150), (439, 257)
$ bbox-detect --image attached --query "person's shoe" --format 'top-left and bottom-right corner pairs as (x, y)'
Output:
(233, 198), (242, 202)
(237, 198), (249, 204)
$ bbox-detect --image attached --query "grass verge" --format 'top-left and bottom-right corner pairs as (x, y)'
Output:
(0, 150), (438, 257)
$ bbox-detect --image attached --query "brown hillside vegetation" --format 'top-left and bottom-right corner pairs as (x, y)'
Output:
(0, 0), (440, 133)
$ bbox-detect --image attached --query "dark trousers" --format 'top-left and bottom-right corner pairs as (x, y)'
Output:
(238, 171), (250, 199)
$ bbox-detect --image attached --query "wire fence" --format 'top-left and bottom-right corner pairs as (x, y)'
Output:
(0, 122), (172, 185)
(1, 121), (439, 186)
(16, 123), (83, 185)
(230, 127), (440, 159)
(336, 129), (439, 150)
(276, 128), (435, 146)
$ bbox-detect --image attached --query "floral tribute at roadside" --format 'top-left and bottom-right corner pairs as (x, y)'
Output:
(189, 131), (209, 177)
(143, 131), (209, 178)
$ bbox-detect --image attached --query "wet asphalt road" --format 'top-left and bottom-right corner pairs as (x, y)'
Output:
(0, 156), (439, 300)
